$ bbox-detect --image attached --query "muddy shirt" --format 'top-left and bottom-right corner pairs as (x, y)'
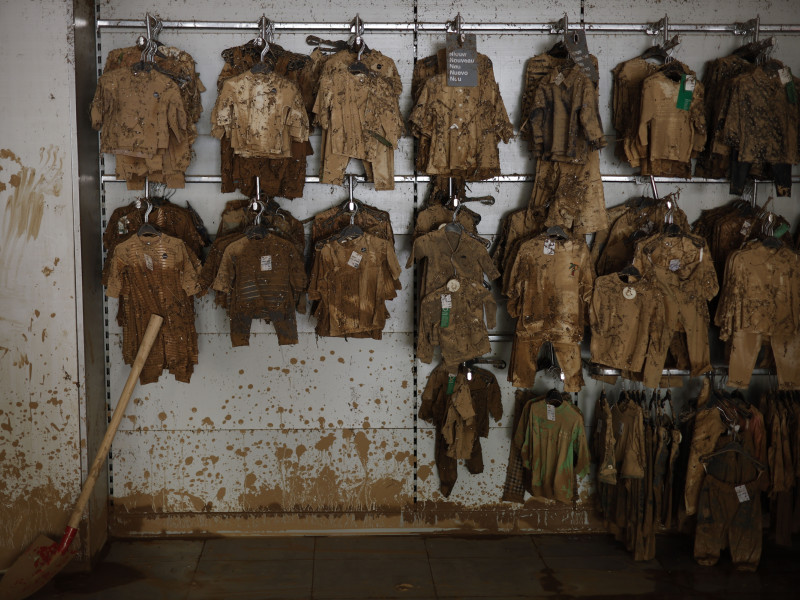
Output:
(308, 232), (402, 338)
(413, 204), (479, 241)
(513, 399), (591, 504)
(495, 210), (544, 292)
(418, 280), (497, 367)
(408, 228), (500, 299)
(506, 234), (594, 343)
(312, 203), (395, 247)
(530, 64), (606, 163)
(722, 64), (800, 165)
(612, 57), (660, 164)
(105, 233), (201, 384)
(215, 199), (305, 254)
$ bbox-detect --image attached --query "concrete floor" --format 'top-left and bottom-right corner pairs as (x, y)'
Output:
(27, 534), (800, 599)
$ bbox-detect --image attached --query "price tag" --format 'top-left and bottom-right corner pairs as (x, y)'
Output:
(260, 255), (272, 271)
(441, 294), (452, 309)
(554, 71), (565, 86)
(676, 74), (695, 111)
(144, 254), (153, 271)
(623, 286), (637, 300)
(446, 33), (478, 87)
(543, 239), (556, 255)
(669, 259), (681, 272)
(735, 484), (750, 503)
(347, 251), (363, 268)
(779, 67), (792, 85)
(446, 279), (461, 292)
(564, 29), (599, 83)
(117, 216), (129, 235)
(778, 67), (796, 104)
(446, 374), (456, 394)
(740, 220), (752, 236)
(546, 404), (556, 421)
(440, 294), (452, 328)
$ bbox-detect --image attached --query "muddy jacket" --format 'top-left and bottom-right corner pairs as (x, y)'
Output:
(408, 228), (500, 299)
(590, 273), (668, 375)
(530, 64), (606, 163)
(417, 280), (497, 367)
(410, 68), (513, 180)
(513, 398), (591, 504)
(308, 232), (401, 338)
(612, 57), (660, 164)
(506, 234), (594, 343)
(722, 63), (800, 165)
(494, 209), (543, 288)
(212, 70), (309, 159)
(105, 233), (201, 384)
(215, 199), (305, 254)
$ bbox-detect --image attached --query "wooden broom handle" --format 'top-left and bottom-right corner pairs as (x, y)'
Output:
(66, 314), (164, 530)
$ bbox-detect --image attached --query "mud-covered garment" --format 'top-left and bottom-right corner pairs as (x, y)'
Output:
(692, 203), (760, 279)
(494, 209), (544, 290)
(105, 233), (201, 384)
(632, 232), (718, 379)
(508, 334), (584, 392)
(636, 70), (706, 176)
(420, 364), (501, 497)
(212, 70), (309, 159)
(513, 398), (591, 504)
(590, 273), (667, 378)
(694, 441), (764, 571)
(612, 57), (660, 163)
(611, 401), (647, 480)
(413, 204), (480, 241)
(410, 67), (513, 180)
(440, 374), (478, 460)
(506, 234), (594, 343)
(528, 150), (607, 235)
(215, 199), (305, 254)
(529, 64), (606, 163)
(308, 232), (401, 338)
(417, 280), (496, 368)
(311, 202), (394, 247)
(593, 394), (618, 485)
(407, 228), (499, 299)
(199, 232), (245, 303)
(313, 48), (403, 190)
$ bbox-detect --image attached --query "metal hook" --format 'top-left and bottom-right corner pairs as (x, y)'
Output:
(347, 175), (357, 212)
(448, 13), (465, 45)
(143, 199), (153, 224)
(350, 14), (364, 49)
(448, 177), (459, 208)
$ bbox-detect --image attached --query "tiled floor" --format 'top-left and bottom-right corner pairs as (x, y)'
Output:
(25, 534), (800, 599)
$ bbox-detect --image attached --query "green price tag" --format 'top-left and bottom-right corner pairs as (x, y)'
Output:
(440, 308), (450, 327)
(440, 294), (452, 327)
(775, 222), (790, 238)
(779, 68), (797, 105)
(446, 375), (456, 394)
(676, 74), (695, 111)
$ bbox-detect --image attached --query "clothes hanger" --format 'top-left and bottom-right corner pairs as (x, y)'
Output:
(700, 437), (767, 471)
(640, 34), (681, 63)
(545, 387), (563, 406)
(251, 18), (276, 74)
(618, 265), (642, 280)
(546, 225), (569, 240)
(136, 178), (160, 237)
(463, 357), (507, 370)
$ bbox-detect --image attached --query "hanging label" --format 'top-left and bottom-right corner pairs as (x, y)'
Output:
(676, 74), (695, 111)
(779, 67), (792, 85)
(441, 294), (452, 328)
(543, 239), (556, 255)
(669, 259), (681, 272)
(144, 254), (153, 271)
(740, 220), (752, 236)
(441, 294), (452, 309)
(446, 33), (478, 87)
(554, 71), (565, 86)
(446, 374), (456, 394)
(623, 286), (637, 300)
(775, 222), (790, 238)
(260, 255), (272, 271)
(546, 404), (556, 422)
(347, 251), (363, 268)
(564, 29), (599, 83)
(446, 279), (461, 292)
(778, 67), (796, 103)
(735, 484), (750, 503)
(117, 216), (129, 235)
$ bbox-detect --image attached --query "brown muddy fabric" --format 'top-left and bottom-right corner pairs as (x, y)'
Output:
(105, 233), (201, 384)
(611, 400), (647, 480)
(410, 67), (512, 180)
(420, 364), (501, 497)
(528, 150), (607, 235)
(509, 335), (584, 392)
(612, 57), (660, 163)
(212, 234), (307, 346)
(632, 232), (718, 380)
(513, 398), (591, 504)
(590, 273), (668, 379)
(495, 210), (544, 290)
(440, 375), (477, 460)
(308, 232), (401, 338)
(408, 228), (499, 300)
(529, 64), (606, 163)
(636, 70), (706, 176)
(215, 199), (305, 254)
(593, 394), (618, 485)
(198, 232), (245, 302)
(311, 203), (394, 247)
(413, 204), (480, 241)
(417, 280), (496, 368)
(694, 442), (764, 572)
(313, 49), (403, 190)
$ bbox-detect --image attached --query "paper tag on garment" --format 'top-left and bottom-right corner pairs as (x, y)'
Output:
(441, 294), (452, 328)
(669, 259), (681, 272)
(446, 33), (478, 87)
(446, 374), (456, 394)
(446, 279), (461, 292)
(676, 75), (695, 111)
(543, 239), (556, 255)
(260, 255), (272, 271)
(117, 216), (129, 235)
(740, 220), (752, 236)
(775, 222), (790, 237)
(623, 286), (637, 300)
(546, 404), (556, 422)
(144, 253), (153, 271)
(347, 251), (363, 269)
(735, 484), (750, 503)
(564, 28), (599, 83)
(554, 71), (565, 86)
(441, 294), (453, 309)
(779, 67), (792, 85)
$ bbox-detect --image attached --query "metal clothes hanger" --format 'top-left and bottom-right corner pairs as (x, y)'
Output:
(347, 15), (370, 75)
(251, 16), (276, 74)
(137, 177), (160, 237)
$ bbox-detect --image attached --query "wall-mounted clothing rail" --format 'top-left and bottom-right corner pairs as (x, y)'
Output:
(95, 20), (800, 34)
(588, 364), (774, 377)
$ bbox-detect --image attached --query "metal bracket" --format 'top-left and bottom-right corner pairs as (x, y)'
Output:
(734, 15), (760, 41)
(447, 13), (466, 44)
(552, 13), (568, 35)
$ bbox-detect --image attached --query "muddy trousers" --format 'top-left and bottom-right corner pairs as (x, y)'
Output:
(728, 331), (800, 389)
(694, 475), (762, 572)
(319, 130), (395, 190)
(229, 308), (299, 347)
(434, 429), (484, 497)
(509, 333), (584, 392)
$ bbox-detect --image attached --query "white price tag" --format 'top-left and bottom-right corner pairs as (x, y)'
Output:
(735, 484), (750, 503)
(347, 251), (363, 268)
(144, 254), (153, 271)
(623, 286), (637, 300)
(546, 404), (556, 421)
(669, 259), (681, 272)
(684, 75), (696, 91)
(543, 239), (556, 255)
(554, 72), (565, 86)
(740, 220), (752, 236)
(441, 294), (452, 309)
(779, 67), (792, 85)
(260, 255), (272, 271)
